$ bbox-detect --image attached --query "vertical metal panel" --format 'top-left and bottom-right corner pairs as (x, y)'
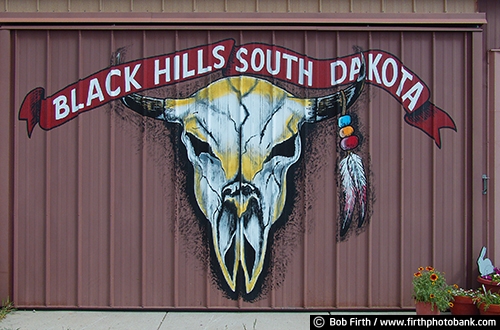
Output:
(490, 50), (500, 262)
(10, 27), (477, 309)
(444, 0), (477, 13)
(226, 0), (257, 13)
(257, 0), (288, 13)
(480, 0), (500, 269)
(14, 30), (49, 306)
(0, 29), (12, 303)
(319, 0), (350, 13)
(68, 0), (101, 12)
(480, 0), (500, 50)
(470, 29), (488, 286)
(194, 0), (226, 12)
(366, 31), (404, 308)
(382, 0), (415, 13)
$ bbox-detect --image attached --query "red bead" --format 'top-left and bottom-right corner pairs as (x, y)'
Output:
(340, 135), (359, 151)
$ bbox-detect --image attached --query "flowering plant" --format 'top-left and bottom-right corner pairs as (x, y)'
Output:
(473, 285), (500, 311)
(481, 267), (500, 283)
(450, 285), (480, 298)
(412, 266), (454, 312)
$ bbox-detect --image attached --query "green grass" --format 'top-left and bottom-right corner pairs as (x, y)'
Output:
(0, 297), (15, 321)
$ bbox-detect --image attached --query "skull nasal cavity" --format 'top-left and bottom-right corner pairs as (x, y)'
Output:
(222, 182), (258, 198)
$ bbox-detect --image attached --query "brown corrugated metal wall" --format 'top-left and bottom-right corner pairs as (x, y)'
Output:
(480, 0), (500, 272)
(4, 24), (485, 309)
(0, 28), (12, 307)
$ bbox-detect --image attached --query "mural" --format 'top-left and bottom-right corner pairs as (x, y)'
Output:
(19, 39), (456, 300)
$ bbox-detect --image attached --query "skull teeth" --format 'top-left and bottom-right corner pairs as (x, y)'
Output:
(214, 197), (267, 293)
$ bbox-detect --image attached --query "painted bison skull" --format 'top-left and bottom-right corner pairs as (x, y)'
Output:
(120, 59), (365, 295)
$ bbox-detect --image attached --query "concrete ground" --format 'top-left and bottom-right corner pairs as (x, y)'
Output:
(0, 310), (418, 330)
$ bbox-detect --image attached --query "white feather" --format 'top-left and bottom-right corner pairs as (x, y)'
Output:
(339, 152), (367, 236)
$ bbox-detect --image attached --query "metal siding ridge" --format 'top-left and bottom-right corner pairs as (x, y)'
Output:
(0, 28), (12, 303)
(431, 32), (437, 267)
(0, 12), (487, 25)
(141, 30), (147, 308)
(76, 30), (83, 308)
(397, 31), (404, 309)
(12, 29), (20, 306)
(367, 30), (374, 308)
(205, 29), (212, 309)
(334, 30), (340, 308)
(173, 30), (179, 309)
(302, 29), (308, 309)
(109, 31), (116, 308)
(490, 50), (500, 265)
(471, 30), (487, 285)
(464, 32), (472, 288)
(44, 30), (51, 307)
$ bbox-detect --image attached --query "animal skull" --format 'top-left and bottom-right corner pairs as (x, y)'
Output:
(120, 57), (365, 294)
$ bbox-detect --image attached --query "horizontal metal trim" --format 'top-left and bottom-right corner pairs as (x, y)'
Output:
(0, 24), (483, 32)
(0, 12), (487, 26)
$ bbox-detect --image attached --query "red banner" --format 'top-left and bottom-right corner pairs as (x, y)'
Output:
(19, 38), (456, 147)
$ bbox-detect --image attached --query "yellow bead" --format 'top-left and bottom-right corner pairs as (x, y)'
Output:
(339, 125), (354, 138)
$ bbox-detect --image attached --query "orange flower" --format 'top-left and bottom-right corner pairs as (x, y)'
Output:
(418, 267), (424, 271)
(429, 293), (435, 299)
(453, 284), (459, 289)
(430, 273), (438, 281)
(414, 272), (422, 277)
(448, 302), (454, 307)
(426, 266), (434, 271)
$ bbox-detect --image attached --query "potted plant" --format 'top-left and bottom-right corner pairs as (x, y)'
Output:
(477, 267), (500, 294)
(476, 246), (500, 293)
(412, 266), (454, 315)
(473, 286), (500, 315)
(449, 285), (480, 315)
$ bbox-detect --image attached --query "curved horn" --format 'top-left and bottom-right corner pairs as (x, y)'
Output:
(111, 48), (171, 119)
(122, 93), (166, 119)
(308, 52), (366, 122)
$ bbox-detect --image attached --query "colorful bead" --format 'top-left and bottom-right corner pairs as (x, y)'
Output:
(340, 135), (359, 151)
(339, 126), (354, 138)
(338, 115), (351, 128)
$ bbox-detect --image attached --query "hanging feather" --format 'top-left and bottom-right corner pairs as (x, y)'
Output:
(339, 153), (356, 236)
(336, 56), (368, 238)
(339, 151), (367, 238)
(348, 152), (367, 227)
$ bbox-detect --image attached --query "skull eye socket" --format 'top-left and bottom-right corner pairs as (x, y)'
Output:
(264, 134), (297, 163)
(186, 132), (216, 158)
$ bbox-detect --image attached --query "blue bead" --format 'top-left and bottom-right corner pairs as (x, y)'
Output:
(338, 115), (351, 128)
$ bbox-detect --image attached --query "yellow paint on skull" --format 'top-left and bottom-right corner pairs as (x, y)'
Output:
(240, 112), (301, 182)
(241, 237), (268, 293)
(165, 97), (195, 109)
(291, 96), (314, 108)
(216, 149), (240, 180)
(196, 76), (312, 104)
(183, 115), (203, 138)
(225, 197), (250, 218)
(183, 115), (241, 183)
(181, 76), (309, 226)
(274, 179), (287, 223)
(212, 228), (238, 292)
(227, 76), (262, 98)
